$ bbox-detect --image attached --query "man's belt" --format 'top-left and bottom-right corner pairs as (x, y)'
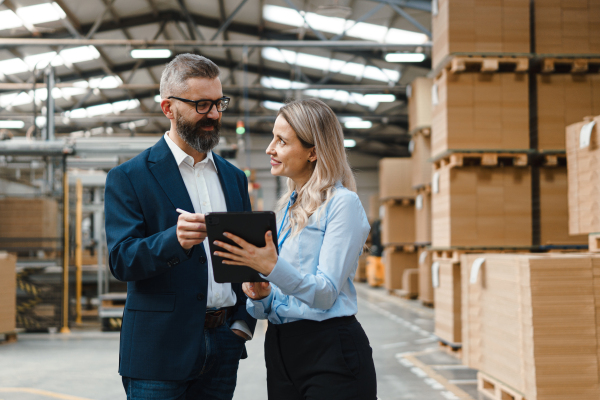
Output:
(204, 306), (234, 329)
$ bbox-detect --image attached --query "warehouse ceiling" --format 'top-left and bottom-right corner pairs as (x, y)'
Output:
(0, 0), (432, 157)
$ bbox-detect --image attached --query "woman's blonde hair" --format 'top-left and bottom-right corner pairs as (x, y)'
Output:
(275, 98), (357, 236)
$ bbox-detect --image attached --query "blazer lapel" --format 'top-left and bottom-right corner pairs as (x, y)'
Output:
(213, 154), (243, 212)
(148, 137), (195, 213)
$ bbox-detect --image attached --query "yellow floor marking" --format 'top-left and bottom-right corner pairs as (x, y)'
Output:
(0, 388), (93, 400)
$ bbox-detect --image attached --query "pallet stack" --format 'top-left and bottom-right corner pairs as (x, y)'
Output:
(0, 252), (16, 338)
(378, 158), (418, 292)
(0, 198), (59, 250)
(408, 77), (434, 305)
(430, 0), (590, 357)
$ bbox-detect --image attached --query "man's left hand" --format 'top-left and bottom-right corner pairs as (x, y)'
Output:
(213, 231), (278, 276)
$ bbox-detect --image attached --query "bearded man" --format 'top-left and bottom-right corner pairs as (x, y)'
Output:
(104, 54), (256, 400)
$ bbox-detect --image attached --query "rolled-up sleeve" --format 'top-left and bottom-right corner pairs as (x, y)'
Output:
(263, 193), (369, 310)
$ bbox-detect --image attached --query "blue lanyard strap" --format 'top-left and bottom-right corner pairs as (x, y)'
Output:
(277, 200), (292, 253)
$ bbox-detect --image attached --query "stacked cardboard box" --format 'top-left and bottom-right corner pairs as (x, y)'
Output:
(0, 198), (58, 249)
(461, 253), (600, 399)
(432, 0), (530, 69)
(402, 269), (419, 298)
(431, 165), (532, 248)
(415, 187), (431, 245)
(0, 252), (16, 334)
(418, 249), (434, 305)
(566, 115), (600, 235)
(538, 74), (600, 151)
(408, 77), (433, 134)
(379, 158), (413, 200)
(536, 0), (600, 54)
(432, 69), (530, 156)
(381, 200), (415, 246)
(411, 131), (432, 190)
(383, 247), (418, 292)
(433, 257), (461, 345)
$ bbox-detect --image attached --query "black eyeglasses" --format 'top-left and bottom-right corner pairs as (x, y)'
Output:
(168, 96), (230, 114)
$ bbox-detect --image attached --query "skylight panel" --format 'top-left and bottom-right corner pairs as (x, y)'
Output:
(16, 2), (66, 25)
(260, 77), (308, 89)
(59, 46), (100, 64)
(263, 4), (428, 44)
(89, 75), (122, 89)
(0, 9), (23, 30)
(24, 51), (59, 69)
(262, 100), (285, 110)
(65, 99), (140, 119)
(0, 58), (29, 75)
(262, 48), (399, 82)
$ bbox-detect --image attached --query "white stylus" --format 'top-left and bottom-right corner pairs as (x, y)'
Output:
(176, 208), (191, 214)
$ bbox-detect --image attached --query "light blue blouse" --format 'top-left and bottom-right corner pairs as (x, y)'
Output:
(246, 183), (370, 324)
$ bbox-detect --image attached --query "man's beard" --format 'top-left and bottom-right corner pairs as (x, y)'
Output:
(176, 113), (221, 153)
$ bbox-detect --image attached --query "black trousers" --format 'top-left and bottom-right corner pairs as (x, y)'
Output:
(264, 316), (377, 400)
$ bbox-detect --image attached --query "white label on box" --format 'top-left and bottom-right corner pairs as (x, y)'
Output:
(431, 262), (440, 288)
(406, 84), (412, 99)
(431, 83), (439, 106)
(432, 171), (440, 194)
(416, 194), (423, 210)
(379, 205), (385, 220)
(470, 257), (486, 284)
(419, 250), (428, 264)
(580, 120), (596, 148)
(408, 139), (415, 154)
(432, 0), (439, 16)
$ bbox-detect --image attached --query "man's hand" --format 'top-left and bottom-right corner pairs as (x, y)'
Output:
(231, 329), (250, 340)
(243, 282), (272, 300)
(177, 212), (207, 250)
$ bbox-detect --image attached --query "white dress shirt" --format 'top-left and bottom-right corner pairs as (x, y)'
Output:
(164, 132), (251, 338)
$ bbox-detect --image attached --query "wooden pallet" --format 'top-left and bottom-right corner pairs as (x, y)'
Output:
(431, 248), (532, 263)
(382, 198), (415, 207)
(433, 152), (529, 170)
(0, 331), (18, 345)
(478, 372), (526, 400)
(448, 56), (529, 73)
(408, 126), (431, 137)
(421, 300), (434, 308)
(541, 152), (566, 167)
(589, 233), (600, 253)
(390, 289), (418, 300)
(541, 57), (600, 73)
(439, 340), (462, 359)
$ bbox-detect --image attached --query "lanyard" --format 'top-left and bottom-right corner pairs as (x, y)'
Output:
(277, 200), (292, 253)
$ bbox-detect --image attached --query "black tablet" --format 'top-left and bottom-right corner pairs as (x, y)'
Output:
(205, 211), (278, 283)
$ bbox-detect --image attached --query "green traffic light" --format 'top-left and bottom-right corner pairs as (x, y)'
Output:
(236, 127), (245, 134)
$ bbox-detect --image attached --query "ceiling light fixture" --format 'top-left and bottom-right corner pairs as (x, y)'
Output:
(344, 139), (357, 148)
(0, 120), (25, 129)
(364, 94), (396, 102)
(130, 49), (172, 59)
(385, 53), (426, 63)
(344, 120), (372, 129)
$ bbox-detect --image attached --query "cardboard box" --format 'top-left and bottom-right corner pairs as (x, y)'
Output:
(461, 253), (600, 399)
(540, 166), (587, 245)
(418, 248), (434, 305)
(367, 194), (380, 222)
(538, 74), (600, 151)
(355, 252), (368, 282)
(432, 69), (529, 157)
(402, 268), (419, 298)
(0, 198), (58, 249)
(383, 247), (418, 291)
(381, 201), (416, 246)
(432, 165), (532, 248)
(566, 115), (600, 235)
(408, 77), (433, 133)
(432, 0), (530, 69)
(433, 258), (461, 344)
(0, 252), (17, 333)
(379, 158), (413, 200)
(415, 188), (431, 244)
(411, 131), (432, 189)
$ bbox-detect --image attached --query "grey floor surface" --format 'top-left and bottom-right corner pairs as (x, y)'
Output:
(0, 284), (481, 400)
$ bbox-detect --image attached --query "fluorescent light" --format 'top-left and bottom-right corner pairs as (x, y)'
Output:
(0, 120), (25, 129)
(0, 9), (24, 30)
(263, 5), (428, 45)
(16, 2), (66, 24)
(154, 95), (162, 103)
(262, 100), (285, 111)
(262, 48), (399, 82)
(344, 120), (372, 129)
(344, 139), (356, 148)
(131, 49), (172, 59)
(364, 94), (396, 102)
(385, 53), (426, 63)
(260, 76), (308, 89)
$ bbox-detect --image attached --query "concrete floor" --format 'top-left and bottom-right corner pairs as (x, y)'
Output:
(0, 284), (481, 400)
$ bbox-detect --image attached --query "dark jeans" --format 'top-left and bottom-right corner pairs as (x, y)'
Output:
(122, 323), (247, 400)
(265, 316), (377, 400)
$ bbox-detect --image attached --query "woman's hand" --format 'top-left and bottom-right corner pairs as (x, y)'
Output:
(242, 282), (272, 300)
(213, 231), (278, 276)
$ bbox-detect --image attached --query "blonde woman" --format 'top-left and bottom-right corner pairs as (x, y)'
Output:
(213, 98), (377, 399)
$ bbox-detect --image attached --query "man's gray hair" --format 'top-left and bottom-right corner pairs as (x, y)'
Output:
(159, 54), (220, 98)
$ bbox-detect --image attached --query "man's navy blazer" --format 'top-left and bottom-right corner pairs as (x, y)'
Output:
(104, 136), (256, 381)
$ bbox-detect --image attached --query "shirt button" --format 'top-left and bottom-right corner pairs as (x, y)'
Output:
(197, 293), (204, 301)
(199, 255), (207, 264)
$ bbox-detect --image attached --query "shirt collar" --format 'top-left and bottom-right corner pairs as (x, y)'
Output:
(164, 131), (218, 172)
